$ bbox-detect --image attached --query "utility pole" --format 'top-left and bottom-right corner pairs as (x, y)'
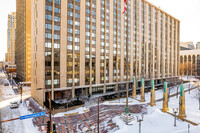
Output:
(125, 0), (129, 111)
(20, 85), (23, 103)
(11, 73), (13, 89)
(37, 88), (52, 132)
(98, 97), (100, 133)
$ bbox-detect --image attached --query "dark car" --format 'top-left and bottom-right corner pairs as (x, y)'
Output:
(4, 83), (9, 86)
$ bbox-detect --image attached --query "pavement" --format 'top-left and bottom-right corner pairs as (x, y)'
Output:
(0, 72), (34, 133)
(24, 97), (146, 133)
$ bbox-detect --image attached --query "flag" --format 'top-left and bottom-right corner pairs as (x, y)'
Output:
(122, 0), (127, 14)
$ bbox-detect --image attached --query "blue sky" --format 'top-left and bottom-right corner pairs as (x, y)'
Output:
(0, 0), (199, 61)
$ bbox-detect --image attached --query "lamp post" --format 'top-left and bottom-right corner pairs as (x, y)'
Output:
(11, 73), (13, 89)
(37, 88), (52, 133)
(188, 124), (190, 133)
(18, 83), (23, 103)
(137, 115), (144, 133)
(173, 108), (178, 127)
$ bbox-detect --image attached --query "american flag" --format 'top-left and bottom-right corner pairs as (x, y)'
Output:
(122, 0), (127, 14)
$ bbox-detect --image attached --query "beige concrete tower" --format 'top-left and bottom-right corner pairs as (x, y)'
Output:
(132, 76), (136, 99)
(178, 84), (186, 119)
(150, 80), (156, 106)
(162, 82), (169, 112)
(140, 78), (145, 102)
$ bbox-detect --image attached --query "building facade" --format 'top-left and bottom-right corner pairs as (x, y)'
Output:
(7, 12), (16, 65)
(32, 0), (180, 106)
(180, 49), (200, 77)
(196, 42), (200, 49)
(180, 42), (195, 50)
(16, 0), (31, 81)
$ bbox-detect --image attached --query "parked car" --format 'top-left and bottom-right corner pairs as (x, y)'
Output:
(9, 102), (19, 109)
(4, 83), (9, 86)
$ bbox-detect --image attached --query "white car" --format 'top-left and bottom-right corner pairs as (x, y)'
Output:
(10, 102), (19, 109)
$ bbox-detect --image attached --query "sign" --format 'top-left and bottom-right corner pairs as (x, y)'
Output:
(20, 112), (46, 120)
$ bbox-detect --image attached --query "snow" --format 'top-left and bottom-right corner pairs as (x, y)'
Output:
(0, 72), (39, 133)
(54, 106), (90, 117)
(112, 85), (200, 133)
(181, 76), (199, 82)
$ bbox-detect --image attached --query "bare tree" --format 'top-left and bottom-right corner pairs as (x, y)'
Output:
(180, 62), (195, 80)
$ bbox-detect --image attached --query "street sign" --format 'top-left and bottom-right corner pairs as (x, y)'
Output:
(20, 112), (46, 120)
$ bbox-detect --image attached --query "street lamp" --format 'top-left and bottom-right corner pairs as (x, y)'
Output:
(137, 115), (144, 133)
(173, 108), (178, 127)
(37, 88), (52, 133)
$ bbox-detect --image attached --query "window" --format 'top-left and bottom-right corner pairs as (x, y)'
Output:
(67, 37), (72, 41)
(54, 34), (60, 39)
(54, 16), (60, 22)
(46, 5), (52, 11)
(75, 5), (80, 10)
(68, 20), (73, 25)
(67, 45), (72, 50)
(68, 3), (73, 8)
(54, 25), (60, 31)
(75, 21), (80, 26)
(45, 42), (52, 48)
(55, 0), (60, 4)
(55, 7), (60, 13)
(68, 28), (72, 33)
(45, 24), (52, 29)
(45, 80), (51, 85)
(54, 79), (60, 85)
(75, 37), (79, 42)
(75, 29), (80, 34)
(75, 13), (80, 18)
(45, 15), (52, 20)
(68, 12), (73, 17)
(54, 43), (60, 48)
(45, 33), (52, 39)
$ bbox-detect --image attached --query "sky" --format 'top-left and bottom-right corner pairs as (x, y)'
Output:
(0, 0), (200, 61)
(0, 0), (16, 61)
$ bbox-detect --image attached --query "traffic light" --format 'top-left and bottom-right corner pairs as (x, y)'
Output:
(53, 123), (56, 133)
(47, 121), (50, 133)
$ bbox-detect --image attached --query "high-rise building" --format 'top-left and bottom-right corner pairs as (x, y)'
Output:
(32, 0), (180, 106)
(7, 12), (16, 65)
(196, 42), (200, 49)
(16, 0), (31, 81)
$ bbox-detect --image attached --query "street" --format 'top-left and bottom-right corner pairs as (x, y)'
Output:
(0, 71), (39, 133)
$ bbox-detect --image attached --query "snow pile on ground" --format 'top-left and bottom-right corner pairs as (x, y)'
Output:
(54, 106), (89, 117)
(111, 87), (200, 133)
(181, 76), (199, 82)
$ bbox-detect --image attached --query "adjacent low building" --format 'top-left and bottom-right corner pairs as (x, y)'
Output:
(180, 49), (200, 77)
(31, 0), (180, 106)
